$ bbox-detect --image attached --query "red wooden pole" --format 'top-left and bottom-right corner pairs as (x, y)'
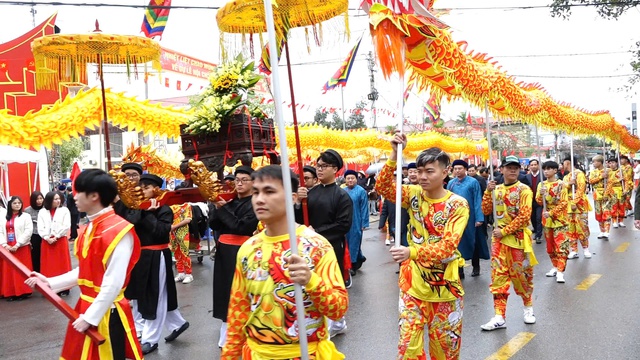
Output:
(284, 41), (309, 225)
(98, 54), (112, 171)
(0, 246), (106, 345)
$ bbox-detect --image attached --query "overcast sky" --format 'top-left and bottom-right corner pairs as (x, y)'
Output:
(1, 0), (639, 138)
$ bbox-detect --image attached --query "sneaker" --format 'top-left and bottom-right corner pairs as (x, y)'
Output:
(597, 232), (605, 238)
(567, 252), (579, 259)
(583, 249), (592, 258)
(556, 272), (565, 283)
(523, 307), (536, 324)
(344, 275), (352, 289)
(619, 222), (626, 228)
(174, 273), (186, 282)
(545, 268), (557, 277)
(613, 222), (619, 228)
(602, 232), (609, 239)
(385, 239), (391, 246)
(480, 315), (506, 331)
(182, 274), (194, 284)
(329, 319), (347, 338)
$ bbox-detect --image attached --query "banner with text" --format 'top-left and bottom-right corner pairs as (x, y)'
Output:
(160, 48), (217, 80)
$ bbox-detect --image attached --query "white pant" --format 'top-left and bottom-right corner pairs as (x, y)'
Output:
(131, 252), (187, 345)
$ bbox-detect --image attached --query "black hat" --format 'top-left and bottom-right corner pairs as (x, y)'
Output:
(321, 149), (344, 170)
(303, 165), (317, 178)
(501, 155), (520, 167)
(451, 159), (469, 169)
(344, 169), (358, 178)
(121, 163), (143, 175)
(407, 162), (417, 169)
(235, 166), (254, 176)
(139, 174), (163, 187)
(607, 157), (618, 163)
(57, 184), (66, 191)
(224, 174), (236, 181)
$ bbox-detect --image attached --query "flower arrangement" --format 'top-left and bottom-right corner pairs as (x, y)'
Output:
(184, 54), (266, 135)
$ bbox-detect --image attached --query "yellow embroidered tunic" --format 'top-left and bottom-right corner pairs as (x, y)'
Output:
(535, 180), (569, 228)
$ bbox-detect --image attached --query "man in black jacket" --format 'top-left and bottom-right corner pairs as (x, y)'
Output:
(525, 159), (545, 244)
(296, 149), (352, 337)
(114, 166), (189, 355)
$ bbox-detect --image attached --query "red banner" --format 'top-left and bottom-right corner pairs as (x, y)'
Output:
(160, 47), (216, 80)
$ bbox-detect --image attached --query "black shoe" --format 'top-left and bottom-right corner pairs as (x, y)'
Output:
(6, 296), (18, 302)
(535, 237), (542, 244)
(349, 269), (356, 276)
(471, 268), (480, 277)
(141, 342), (158, 355)
(18, 294), (31, 300)
(58, 290), (70, 297)
(165, 321), (190, 342)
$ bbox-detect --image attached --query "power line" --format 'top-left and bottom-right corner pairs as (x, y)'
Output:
(494, 50), (635, 58)
(511, 73), (637, 78)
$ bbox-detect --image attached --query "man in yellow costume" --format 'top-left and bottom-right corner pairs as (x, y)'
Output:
(562, 157), (592, 260)
(589, 155), (611, 239)
(222, 165), (348, 359)
(607, 157), (625, 229)
(375, 133), (469, 360)
(619, 155), (634, 217)
(480, 155), (537, 331)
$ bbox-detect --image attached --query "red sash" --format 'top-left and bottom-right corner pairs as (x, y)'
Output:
(219, 234), (250, 246)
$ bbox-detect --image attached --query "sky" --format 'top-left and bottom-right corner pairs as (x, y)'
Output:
(1, 0), (639, 145)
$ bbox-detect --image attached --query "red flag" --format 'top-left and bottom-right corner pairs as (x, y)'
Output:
(511, 150), (516, 155)
(466, 112), (472, 125)
(164, 77), (169, 87)
(185, 83), (192, 91)
(176, 80), (181, 90)
(519, 151), (524, 157)
(502, 150), (507, 157)
(70, 162), (82, 195)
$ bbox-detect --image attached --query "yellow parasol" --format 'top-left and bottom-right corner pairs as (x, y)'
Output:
(31, 21), (162, 170)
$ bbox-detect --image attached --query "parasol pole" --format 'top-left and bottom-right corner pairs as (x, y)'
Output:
(570, 134), (575, 199)
(263, 0), (309, 358)
(97, 54), (112, 171)
(394, 74), (404, 248)
(1, 246), (105, 344)
(283, 41), (309, 226)
(484, 101), (498, 226)
(534, 121), (546, 211)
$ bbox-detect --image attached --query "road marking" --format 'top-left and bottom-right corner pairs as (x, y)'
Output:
(575, 274), (602, 291)
(484, 332), (536, 360)
(614, 242), (630, 252)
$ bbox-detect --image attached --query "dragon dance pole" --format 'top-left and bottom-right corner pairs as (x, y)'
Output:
(570, 134), (576, 199)
(97, 54), (112, 171)
(0, 246), (105, 344)
(603, 137), (608, 189)
(617, 141), (625, 193)
(263, 0), (309, 358)
(484, 101), (498, 226)
(283, 40), (309, 226)
(534, 121), (546, 211)
(394, 74), (404, 248)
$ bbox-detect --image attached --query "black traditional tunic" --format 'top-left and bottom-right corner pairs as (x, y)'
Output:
(295, 182), (353, 275)
(209, 196), (258, 322)
(114, 201), (177, 320)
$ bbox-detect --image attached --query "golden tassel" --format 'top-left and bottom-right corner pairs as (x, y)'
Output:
(344, 12), (350, 42)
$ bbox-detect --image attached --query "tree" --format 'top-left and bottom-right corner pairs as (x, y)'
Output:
(550, 1), (640, 87)
(59, 137), (85, 174)
(313, 100), (368, 130)
(346, 101), (368, 130)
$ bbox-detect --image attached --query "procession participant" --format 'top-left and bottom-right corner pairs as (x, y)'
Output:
(38, 190), (72, 296)
(115, 174), (190, 355)
(303, 165), (318, 189)
(607, 157), (625, 229)
(209, 165), (259, 348)
(343, 169), (369, 277)
(588, 155), (611, 238)
(24, 191), (44, 273)
(447, 159), (487, 278)
(379, 198), (397, 246)
(397, 162), (420, 249)
(170, 203), (194, 284)
(525, 159), (544, 244)
(221, 165), (348, 359)
(1, 196), (34, 301)
(67, 186), (80, 241)
(619, 155), (634, 217)
(468, 164), (487, 192)
(562, 157), (592, 260)
(121, 162), (144, 184)
(480, 155), (538, 331)
(295, 149), (352, 337)
(25, 169), (143, 360)
(375, 135), (469, 360)
(537, 161), (570, 283)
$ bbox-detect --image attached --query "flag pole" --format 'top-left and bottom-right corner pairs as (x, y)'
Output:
(484, 101), (498, 225)
(283, 40), (309, 226)
(394, 73), (404, 248)
(341, 86), (346, 131)
(263, 1), (309, 358)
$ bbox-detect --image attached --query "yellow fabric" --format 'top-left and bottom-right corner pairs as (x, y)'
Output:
(536, 179), (568, 228)
(246, 337), (344, 360)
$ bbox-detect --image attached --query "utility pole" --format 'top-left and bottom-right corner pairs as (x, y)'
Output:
(366, 51), (379, 129)
(30, 1), (36, 28)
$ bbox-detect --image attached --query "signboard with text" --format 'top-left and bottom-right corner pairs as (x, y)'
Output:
(160, 48), (217, 80)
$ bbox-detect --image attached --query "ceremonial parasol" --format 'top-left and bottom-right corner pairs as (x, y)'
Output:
(218, 1), (348, 358)
(31, 21), (162, 170)
(217, 0), (349, 227)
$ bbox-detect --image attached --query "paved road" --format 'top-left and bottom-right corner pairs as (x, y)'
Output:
(1, 208), (640, 359)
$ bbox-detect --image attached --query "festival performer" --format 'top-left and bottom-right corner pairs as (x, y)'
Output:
(295, 149), (352, 336)
(303, 165), (318, 189)
(221, 165), (348, 359)
(209, 166), (259, 348)
(114, 173), (190, 355)
(170, 203), (194, 284)
(562, 158), (592, 260)
(344, 169), (369, 276)
(38, 190), (72, 296)
(480, 155), (538, 331)
(1, 196), (34, 301)
(25, 169), (143, 360)
(607, 157), (625, 229)
(24, 191), (44, 273)
(620, 155), (634, 217)
(536, 161), (570, 283)
(447, 159), (487, 278)
(375, 134), (469, 360)
(589, 155), (612, 239)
